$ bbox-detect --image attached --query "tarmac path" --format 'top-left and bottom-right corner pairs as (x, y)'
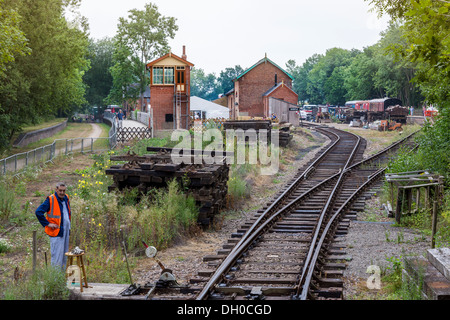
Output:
(3, 120), (146, 174)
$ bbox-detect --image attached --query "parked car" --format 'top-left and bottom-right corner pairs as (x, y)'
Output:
(301, 105), (316, 121)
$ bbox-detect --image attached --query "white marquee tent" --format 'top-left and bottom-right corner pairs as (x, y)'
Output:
(190, 96), (230, 119)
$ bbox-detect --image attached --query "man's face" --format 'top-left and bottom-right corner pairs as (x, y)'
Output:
(56, 186), (66, 199)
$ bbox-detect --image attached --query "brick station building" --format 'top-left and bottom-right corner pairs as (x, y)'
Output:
(146, 46), (194, 132)
(226, 55), (298, 119)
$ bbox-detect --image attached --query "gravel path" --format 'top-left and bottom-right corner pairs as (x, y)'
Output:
(344, 221), (429, 279)
(342, 197), (430, 299)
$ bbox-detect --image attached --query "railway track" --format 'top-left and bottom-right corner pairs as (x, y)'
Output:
(192, 124), (418, 301)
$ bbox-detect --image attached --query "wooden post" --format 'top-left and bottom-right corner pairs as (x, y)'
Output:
(32, 231), (37, 273)
(431, 201), (438, 249)
(415, 188), (420, 212)
(438, 176), (444, 206)
(395, 187), (403, 224)
(406, 188), (413, 214)
(390, 182), (394, 209)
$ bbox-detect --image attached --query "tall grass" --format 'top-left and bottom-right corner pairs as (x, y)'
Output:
(381, 135), (450, 247)
(0, 178), (31, 227)
(66, 153), (199, 283)
(126, 179), (199, 249)
(0, 180), (17, 223)
(227, 164), (254, 204)
(3, 266), (70, 300)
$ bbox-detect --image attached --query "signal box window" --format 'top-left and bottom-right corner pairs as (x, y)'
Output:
(153, 67), (163, 84)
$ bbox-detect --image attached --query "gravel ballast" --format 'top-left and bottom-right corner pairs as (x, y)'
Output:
(132, 126), (432, 300)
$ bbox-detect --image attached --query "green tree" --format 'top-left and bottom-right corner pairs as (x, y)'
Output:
(286, 54), (321, 104)
(113, 2), (178, 107)
(366, 0), (450, 179)
(366, 0), (449, 106)
(190, 67), (219, 101)
(344, 46), (381, 100)
(83, 37), (115, 107)
(372, 23), (422, 106)
(105, 43), (143, 107)
(217, 65), (244, 95)
(0, 0), (89, 152)
(0, 0), (30, 75)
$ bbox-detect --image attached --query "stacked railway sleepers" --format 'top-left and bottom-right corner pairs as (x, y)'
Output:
(223, 120), (272, 142)
(279, 125), (293, 147)
(105, 147), (230, 225)
(223, 119), (293, 147)
(223, 120), (272, 131)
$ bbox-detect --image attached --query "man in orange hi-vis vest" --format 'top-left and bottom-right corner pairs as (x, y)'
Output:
(35, 182), (71, 269)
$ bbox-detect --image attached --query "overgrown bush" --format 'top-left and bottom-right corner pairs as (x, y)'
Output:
(382, 113), (450, 246)
(382, 256), (424, 300)
(126, 179), (199, 249)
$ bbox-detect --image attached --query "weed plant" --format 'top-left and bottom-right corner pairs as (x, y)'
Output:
(227, 164), (255, 205)
(0, 180), (17, 223)
(435, 190), (450, 247)
(382, 256), (424, 300)
(3, 266), (70, 300)
(0, 239), (11, 254)
(62, 151), (199, 283)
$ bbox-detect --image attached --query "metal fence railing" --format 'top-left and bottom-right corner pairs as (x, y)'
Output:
(1, 115), (119, 176)
(0, 110), (155, 176)
(0, 136), (113, 176)
(103, 111), (118, 149)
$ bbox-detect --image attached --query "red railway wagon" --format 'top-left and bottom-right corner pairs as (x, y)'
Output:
(369, 98), (402, 112)
(344, 100), (370, 110)
(357, 101), (369, 110)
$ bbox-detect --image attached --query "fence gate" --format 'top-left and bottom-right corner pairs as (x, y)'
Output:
(117, 127), (152, 143)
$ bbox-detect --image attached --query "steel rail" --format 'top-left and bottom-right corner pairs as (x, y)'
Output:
(223, 127), (340, 258)
(295, 130), (361, 293)
(196, 127), (345, 300)
(195, 171), (343, 300)
(196, 126), (418, 300)
(296, 130), (420, 299)
(297, 166), (386, 299)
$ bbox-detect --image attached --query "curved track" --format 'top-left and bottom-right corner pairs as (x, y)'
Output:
(194, 124), (418, 300)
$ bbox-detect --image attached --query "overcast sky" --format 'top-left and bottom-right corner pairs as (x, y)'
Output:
(77, 0), (389, 75)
